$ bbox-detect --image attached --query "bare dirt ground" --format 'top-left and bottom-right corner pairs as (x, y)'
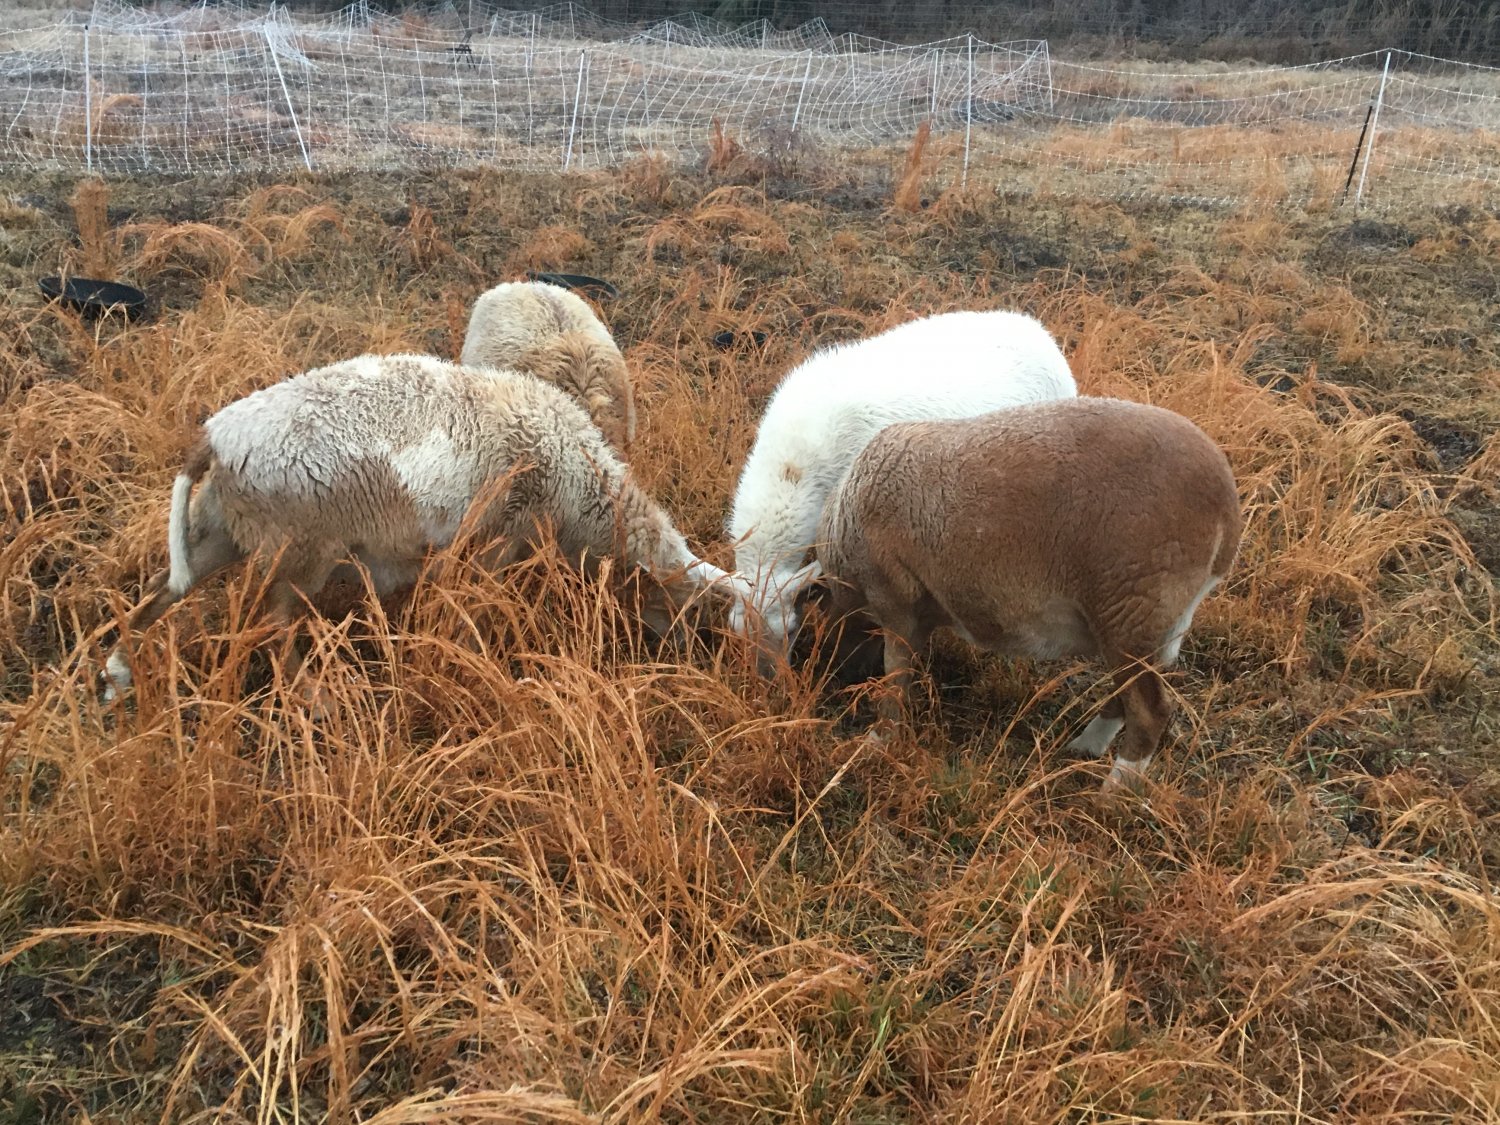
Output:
(0, 149), (1497, 1120)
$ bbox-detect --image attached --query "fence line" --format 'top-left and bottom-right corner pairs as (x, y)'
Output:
(1354, 50), (1391, 204)
(1, 2), (1497, 209)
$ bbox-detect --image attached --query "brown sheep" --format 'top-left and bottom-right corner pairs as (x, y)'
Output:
(814, 396), (1241, 792)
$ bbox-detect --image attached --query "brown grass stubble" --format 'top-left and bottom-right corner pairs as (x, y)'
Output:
(0, 164), (1496, 1121)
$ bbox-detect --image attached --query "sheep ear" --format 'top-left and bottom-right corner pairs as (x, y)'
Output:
(784, 559), (823, 599)
(685, 558), (750, 597)
(686, 558), (728, 585)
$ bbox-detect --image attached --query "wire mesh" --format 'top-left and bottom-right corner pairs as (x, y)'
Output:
(1, 2), (1497, 209)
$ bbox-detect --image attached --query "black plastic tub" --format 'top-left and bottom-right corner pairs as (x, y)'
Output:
(711, 330), (769, 351)
(526, 271), (620, 301)
(39, 276), (147, 320)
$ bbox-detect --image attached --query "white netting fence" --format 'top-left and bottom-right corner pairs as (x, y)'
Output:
(990, 50), (1500, 206)
(2, 1), (1498, 208)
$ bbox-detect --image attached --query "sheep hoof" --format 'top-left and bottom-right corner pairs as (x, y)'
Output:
(302, 683), (344, 723)
(1066, 715), (1124, 760)
(98, 651), (133, 705)
(1100, 759), (1149, 796)
(99, 675), (128, 707)
(301, 672), (356, 721)
(1065, 733), (1106, 759)
(87, 671), (120, 708)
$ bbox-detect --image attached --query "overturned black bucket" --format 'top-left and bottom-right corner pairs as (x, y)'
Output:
(711, 330), (769, 351)
(526, 271), (619, 301)
(39, 276), (148, 320)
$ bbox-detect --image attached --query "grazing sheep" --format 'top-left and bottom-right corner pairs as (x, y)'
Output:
(815, 397), (1241, 792)
(460, 280), (637, 452)
(101, 354), (737, 702)
(726, 310), (1077, 661)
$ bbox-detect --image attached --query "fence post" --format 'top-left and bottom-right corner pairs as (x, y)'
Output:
(524, 20), (535, 149)
(563, 49), (586, 171)
(1041, 40), (1055, 113)
(264, 17), (314, 171)
(1339, 104), (1375, 204)
(929, 46), (940, 120)
(1354, 50), (1392, 207)
(82, 22), (93, 173)
(790, 49), (813, 132)
(962, 33), (974, 187)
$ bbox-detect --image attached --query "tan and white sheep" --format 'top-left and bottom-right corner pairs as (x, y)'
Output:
(460, 280), (637, 453)
(814, 397), (1242, 792)
(101, 353), (736, 701)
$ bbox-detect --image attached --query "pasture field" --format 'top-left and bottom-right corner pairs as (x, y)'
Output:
(0, 150), (1498, 1120)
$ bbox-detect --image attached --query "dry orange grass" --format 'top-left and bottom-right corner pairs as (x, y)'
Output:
(706, 118), (743, 176)
(0, 166), (1496, 1121)
(892, 122), (933, 213)
(68, 177), (115, 279)
(955, 119), (1420, 210)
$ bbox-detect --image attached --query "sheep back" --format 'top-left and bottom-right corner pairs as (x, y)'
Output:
(817, 396), (1241, 660)
(461, 281), (636, 449)
(202, 353), (635, 568)
(730, 310), (1075, 576)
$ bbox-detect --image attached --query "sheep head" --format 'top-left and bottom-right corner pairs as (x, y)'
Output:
(728, 559), (823, 675)
(623, 558), (748, 644)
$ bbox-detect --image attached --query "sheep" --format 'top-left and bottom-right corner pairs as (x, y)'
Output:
(100, 353), (738, 703)
(460, 280), (637, 453)
(813, 397), (1241, 793)
(726, 309), (1077, 663)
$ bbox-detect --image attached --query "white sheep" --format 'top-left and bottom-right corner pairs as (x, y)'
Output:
(814, 396), (1242, 792)
(101, 353), (737, 702)
(726, 309), (1077, 662)
(460, 280), (637, 452)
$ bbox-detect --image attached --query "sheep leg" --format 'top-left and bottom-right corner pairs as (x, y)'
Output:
(312, 552), (422, 621)
(262, 551), (341, 707)
(473, 535), (526, 577)
(875, 612), (932, 726)
(363, 555), (422, 601)
(348, 550), (423, 607)
(828, 610), (885, 685)
(1102, 663), (1171, 794)
(267, 578), (314, 686)
(1067, 696), (1126, 760)
(101, 520), (244, 702)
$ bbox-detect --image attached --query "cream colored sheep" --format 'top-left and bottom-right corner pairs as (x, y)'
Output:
(101, 353), (737, 701)
(460, 280), (637, 452)
(814, 397), (1241, 792)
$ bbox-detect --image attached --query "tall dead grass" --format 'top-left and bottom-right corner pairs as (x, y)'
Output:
(1, 168), (1496, 1121)
(892, 121), (933, 212)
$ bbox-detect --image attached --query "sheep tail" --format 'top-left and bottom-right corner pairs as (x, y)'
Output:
(167, 436), (213, 596)
(1211, 508), (1243, 582)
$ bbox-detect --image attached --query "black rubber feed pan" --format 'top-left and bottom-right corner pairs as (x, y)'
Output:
(526, 271), (619, 301)
(39, 276), (147, 319)
(712, 330), (769, 351)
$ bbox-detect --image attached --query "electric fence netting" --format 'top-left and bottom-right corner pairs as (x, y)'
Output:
(2, 1), (1497, 208)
